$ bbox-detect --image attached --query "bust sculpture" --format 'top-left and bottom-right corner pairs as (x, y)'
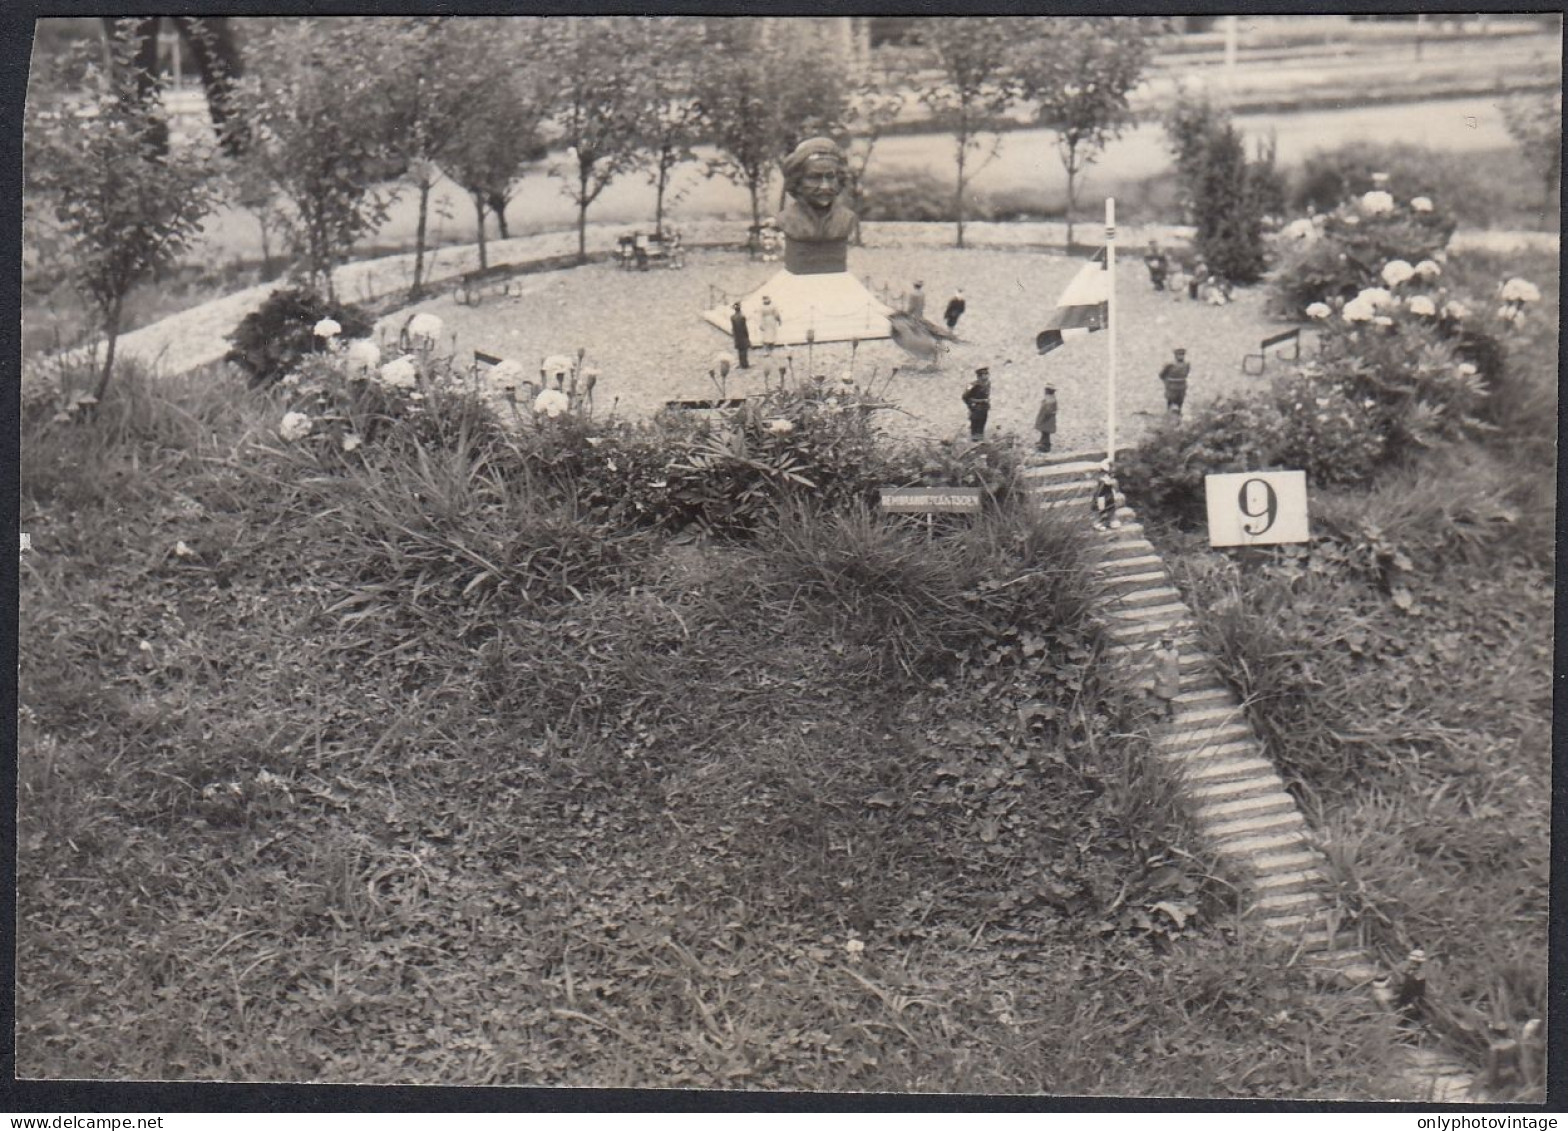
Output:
(778, 137), (857, 274)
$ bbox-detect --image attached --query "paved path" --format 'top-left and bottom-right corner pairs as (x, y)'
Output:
(65, 222), (1559, 383)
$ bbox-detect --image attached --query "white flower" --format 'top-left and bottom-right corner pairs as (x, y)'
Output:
(765, 418), (795, 435)
(1457, 362), (1478, 377)
(1342, 297), (1376, 323)
(542, 353), (575, 378)
(341, 433), (362, 453)
(533, 388), (570, 418)
(1372, 315), (1395, 327)
(1371, 171), (1390, 186)
(1282, 218), (1317, 241)
(345, 339), (381, 374)
(1359, 190), (1394, 215)
(1407, 295), (1436, 317)
(1415, 259), (1442, 280)
(406, 312), (444, 346)
(313, 317), (341, 340)
(1443, 300), (1469, 320)
(1380, 260), (1415, 287)
(844, 938), (865, 956)
(1357, 287), (1394, 309)
(1410, 196), (1434, 213)
(279, 411), (313, 442)
(1495, 305), (1524, 326)
(379, 356), (418, 390)
(1500, 278), (1541, 303)
(279, 372), (301, 388)
(1305, 302), (1332, 320)
(175, 541), (196, 558)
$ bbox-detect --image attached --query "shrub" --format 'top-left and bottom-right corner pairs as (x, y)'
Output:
(856, 168), (999, 224)
(225, 287), (374, 387)
(1163, 94), (1274, 283)
(1290, 142), (1488, 222)
(1268, 192), (1456, 318)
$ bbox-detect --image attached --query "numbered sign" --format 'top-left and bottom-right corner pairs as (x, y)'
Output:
(1205, 471), (1309, 547)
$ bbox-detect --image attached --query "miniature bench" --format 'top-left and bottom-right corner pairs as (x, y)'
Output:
(1242, 327), (1302, 375)
(455, 264), (517, 306)
(663, 398), (749, 411)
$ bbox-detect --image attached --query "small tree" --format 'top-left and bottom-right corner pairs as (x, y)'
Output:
(1165, 93), (1270, 284)
(1014, 18), (1155, 248)
(914, 17), (1021, 248)
(539, 17), (649, 263)
(691, 25), (778, 235)
(636, 18), (705, 238)
(25, 24), (215, 399)
(439, 20), (551, 270)
(842, 74), (909, 246)
(235, 20), (396, 300)
(1502, 88), (1563, 213)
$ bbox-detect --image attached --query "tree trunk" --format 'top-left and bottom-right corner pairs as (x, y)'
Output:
(655, 161), (669, 240)
(491, 193), (510, 240)
(749, 178), (762, 234)
(577, 166), (590, 263)
(472, 192), (488, 270)
(1064, 160), (1077, 251)
(411, 178), (431, 298)
(955, 136), (968, 249)
(94, 300), (123, 402)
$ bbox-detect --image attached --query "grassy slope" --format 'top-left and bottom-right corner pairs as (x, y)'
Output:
(18, 367), (1402, 1096)
(1133, 250), (1556, 1099)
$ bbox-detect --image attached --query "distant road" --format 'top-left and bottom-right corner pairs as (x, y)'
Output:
(184, 93), (1537, 264)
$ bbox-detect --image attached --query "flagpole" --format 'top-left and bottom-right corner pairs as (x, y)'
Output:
(1106, 197), (1117, 465)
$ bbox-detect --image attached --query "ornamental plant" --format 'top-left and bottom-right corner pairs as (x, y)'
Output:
(1268, 188), (1457, 318)
(226, 287), (373, 387)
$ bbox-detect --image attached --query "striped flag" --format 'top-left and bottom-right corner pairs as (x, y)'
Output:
(1036, 245), (1108, 356)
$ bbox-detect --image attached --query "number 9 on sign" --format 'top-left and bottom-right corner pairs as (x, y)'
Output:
(1205, 470), (1309, 546)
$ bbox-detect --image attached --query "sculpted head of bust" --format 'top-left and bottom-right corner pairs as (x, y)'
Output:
(782, 137), (849, 216)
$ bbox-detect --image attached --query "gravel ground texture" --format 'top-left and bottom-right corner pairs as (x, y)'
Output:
(381, 245), (1296, 455)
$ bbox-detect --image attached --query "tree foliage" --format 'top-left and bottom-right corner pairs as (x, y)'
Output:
(913, 17), (1021, 248)
(1501, 88), (1562, 211)
(1164, 93), (1271, 284)
(1013, 18), (1156, 248)
(438, 20), (551, 270)
(634, 18), (706, 238)
(539, 17), (651, 262)
(235, 20), (398, 299)
(24, 23), (215, 398)
(692, 22), (852, 232)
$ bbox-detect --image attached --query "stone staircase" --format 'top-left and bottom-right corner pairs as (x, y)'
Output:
(1025, 452), (1475, 1102)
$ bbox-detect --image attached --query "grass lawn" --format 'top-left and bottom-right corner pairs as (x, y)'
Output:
(383, 247), (1289, 456)
(17, 358), (1405, 1096)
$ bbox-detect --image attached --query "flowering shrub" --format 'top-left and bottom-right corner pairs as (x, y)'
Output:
(1268, 190), (1456, 319)
(226, 287), (374, 387)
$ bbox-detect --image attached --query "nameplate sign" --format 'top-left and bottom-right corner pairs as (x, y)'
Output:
(880, 487), (983, 514)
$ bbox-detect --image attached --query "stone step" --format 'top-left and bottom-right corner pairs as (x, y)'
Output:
(1087, 539), (1158, 562)
(1176, 754), (1275, 786)
(1021, 458), (1101, 481)
(1251, 868), (1325, 894)
(1159, 722), (1256, 753)
(1175, 703), (1245, 728)
(1252, 889), (1324, 916)
(1103, 585), (1183, 608)
(1205, 809), (1308, 845)
(1174, 686), (1234, 707)
(1194, 792), (1297, 822)
(1245, 848), (1326, 875)
(1089, 521), (1144, 539)
(1029, 478), (1094, 498)
(1104, 601), (1188, 623)
(1104, 617), (1191, 642)
(1187, 775), (1283, 803)
(1255, 912), (1337, 947)
(1097, 567), (1168, 590)
(1211, 830), (1310, 860)
(1162, 737), (1258, 766)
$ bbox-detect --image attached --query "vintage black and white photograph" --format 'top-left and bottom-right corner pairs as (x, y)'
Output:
(15, 10), (1559, 1102)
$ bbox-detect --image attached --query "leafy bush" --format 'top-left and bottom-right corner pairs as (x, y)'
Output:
(857, 168), (999, 224)
(1163, 94), (1276, 283)
(1267, 192), (1456, 318)
(225, 286), (374, 387)
(1291, 142), (1489, 222)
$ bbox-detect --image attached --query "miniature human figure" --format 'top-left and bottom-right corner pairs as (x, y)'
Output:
(1159, 348), (1190, 418)
(777, 137), (858, 274)
(1166, 262), (1187, 301)
(907, 281), (927, 319)
(961, 367), (991, 441)
(1143, 241), (1169, 291)
(1091, 461), (1123, 530)
(944, 289), (966, 331)
(1150, 636), (1181, 721)
(757, 296), (783, 351)
(730, 303), (751, 369)
(1034, 384), (1058, 453)
(1187, 259), (1205, 301)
